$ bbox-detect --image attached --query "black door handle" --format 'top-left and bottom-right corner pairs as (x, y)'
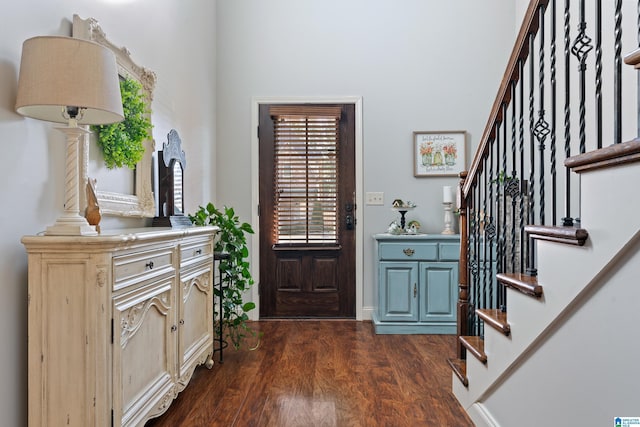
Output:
(346, 215), (354, 230)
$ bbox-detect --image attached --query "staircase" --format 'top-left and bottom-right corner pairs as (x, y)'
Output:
(448, 1), (640, 425)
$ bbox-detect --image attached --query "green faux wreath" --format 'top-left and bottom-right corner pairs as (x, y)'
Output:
(91, 78), (152, 169)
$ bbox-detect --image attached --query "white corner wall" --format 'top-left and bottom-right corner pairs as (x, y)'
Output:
(0, 2), (216, 425)
(481, 231), (640, 426)
(215, 0), (517, 316)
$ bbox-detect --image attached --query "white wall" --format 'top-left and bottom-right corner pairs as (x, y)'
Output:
(0, 1), (518, 424)
(0, 1), (215, 425)
(456, 159), (640, 424)
(215, 0), (516, 314)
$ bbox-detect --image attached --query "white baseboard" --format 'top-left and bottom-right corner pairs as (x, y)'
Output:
(361, 306), (374, 321)
(468, 402), (500, 427)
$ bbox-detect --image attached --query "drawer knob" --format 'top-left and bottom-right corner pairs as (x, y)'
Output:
(145, 261), (154, 270)
(403, 248), (415, 256)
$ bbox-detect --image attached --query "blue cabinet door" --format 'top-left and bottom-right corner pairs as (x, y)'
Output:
(379, 262), (418, 321)
(419, 262), (458, 322)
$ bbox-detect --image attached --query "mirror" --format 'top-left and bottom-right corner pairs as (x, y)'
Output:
(153, 129), (190, 228)
(173, 161), (183, 214)
(72, 14), (156, 217)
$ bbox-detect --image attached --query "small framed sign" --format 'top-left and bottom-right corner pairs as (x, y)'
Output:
(414, 130), (466, 177)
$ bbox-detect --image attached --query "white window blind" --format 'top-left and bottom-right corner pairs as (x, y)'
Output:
(270, 106), (342, 245)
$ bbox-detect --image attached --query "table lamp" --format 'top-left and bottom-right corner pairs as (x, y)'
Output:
(15, 36), (124, 235)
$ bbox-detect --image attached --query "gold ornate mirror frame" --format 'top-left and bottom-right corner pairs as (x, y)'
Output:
(72, 14), (156, 217)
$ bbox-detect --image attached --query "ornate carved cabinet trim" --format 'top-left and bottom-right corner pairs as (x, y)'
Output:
(22, 226), (218, 427)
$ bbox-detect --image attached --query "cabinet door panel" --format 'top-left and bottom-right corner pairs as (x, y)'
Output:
(419, 262), (457, 322)
(178, 264), (213, 387)
(29, 256), (103, 427)
(113, 276), (176, 427)
(379, 262), (418, 321)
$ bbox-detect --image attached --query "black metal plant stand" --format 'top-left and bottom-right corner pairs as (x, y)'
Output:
(213, 252), (230, 363)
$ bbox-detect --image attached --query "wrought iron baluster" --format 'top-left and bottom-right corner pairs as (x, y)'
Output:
(571, 0), (593, 154)
(563, 0), (574, 226)
(550, 0), (558, 225)
(481, 165), (489, 316)
(510, 81), (519, 277)
(466, 204), (473, 337)
(595, 0), (603, 149)
(637, 0), (640, 137)
(528, 33), (538, 276)
(500, 105), (509, 309)
(473, 183), (481, 336)
(512, 81), (518, 177)
(493, 122), (500, 283)
(468, 186), (475, 336)
(519, 59), (527, 273)
(534, 5), (550, 226)
(614, 0), (623, 144)
(490, 130), (497, 310)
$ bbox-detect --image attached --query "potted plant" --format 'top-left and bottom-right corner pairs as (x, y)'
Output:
(189, 202), (261, 350)
(91, 77), (152, 169)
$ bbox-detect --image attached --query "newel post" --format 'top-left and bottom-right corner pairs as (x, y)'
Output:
(456, 171), (469, 359)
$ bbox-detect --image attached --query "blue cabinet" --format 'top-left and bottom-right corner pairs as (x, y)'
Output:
(373, 234), (459, 334)
(378, 262), (418, 322)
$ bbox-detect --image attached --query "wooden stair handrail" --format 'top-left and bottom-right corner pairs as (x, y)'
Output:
(457, 1), (548, 360)
(463, 0), (549, 197)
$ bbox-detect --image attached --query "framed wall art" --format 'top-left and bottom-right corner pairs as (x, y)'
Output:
(414, 130), (466, 177)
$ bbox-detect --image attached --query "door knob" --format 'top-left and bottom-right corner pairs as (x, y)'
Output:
(345, 202), (355, 229)
(346, 215), (354, 230)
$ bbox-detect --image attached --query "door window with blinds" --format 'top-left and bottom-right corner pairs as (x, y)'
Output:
(270, 106), (341, 246)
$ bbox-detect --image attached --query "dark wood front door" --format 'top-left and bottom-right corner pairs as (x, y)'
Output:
(259, 103), (356, 318)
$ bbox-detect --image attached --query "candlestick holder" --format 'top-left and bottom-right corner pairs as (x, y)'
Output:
(441, 202), (455, 235)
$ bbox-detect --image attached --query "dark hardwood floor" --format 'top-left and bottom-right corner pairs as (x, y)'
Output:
(146, 320), (473, 427)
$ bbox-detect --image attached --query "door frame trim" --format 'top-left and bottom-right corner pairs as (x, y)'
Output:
(251, 96), (364, 320)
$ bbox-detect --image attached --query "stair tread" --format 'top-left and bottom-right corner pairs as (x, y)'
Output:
(447, 358), (468, 387)
(477, 308), (510, 336)
(459, 336), (487, 364)
(496, 272), (543, 298)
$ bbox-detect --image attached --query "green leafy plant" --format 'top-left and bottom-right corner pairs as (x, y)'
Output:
(189, 202), (261, 350)
(91, 77), (152, 169)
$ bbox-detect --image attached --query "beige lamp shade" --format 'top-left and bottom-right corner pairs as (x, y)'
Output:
(15, 36), (124, 125)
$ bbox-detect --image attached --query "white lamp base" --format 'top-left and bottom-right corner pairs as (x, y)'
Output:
(45, 126), (97, 236)
(45, 214), (97, 236)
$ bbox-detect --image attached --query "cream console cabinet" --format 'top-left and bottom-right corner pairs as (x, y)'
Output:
(22, 226), (219, 427)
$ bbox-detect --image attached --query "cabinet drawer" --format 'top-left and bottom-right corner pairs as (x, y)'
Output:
(378, 242), (437, 261)
(114, 247), (175, 290)
(181, 236), (214, 266)
(439, 243), (460, 261)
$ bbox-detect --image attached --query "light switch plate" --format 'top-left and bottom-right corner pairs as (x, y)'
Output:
(366, 192), (384, 205)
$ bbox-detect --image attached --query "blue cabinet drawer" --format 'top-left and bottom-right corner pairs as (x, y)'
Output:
(378, 242), (437, 261)
(439, 243), (460, 261)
